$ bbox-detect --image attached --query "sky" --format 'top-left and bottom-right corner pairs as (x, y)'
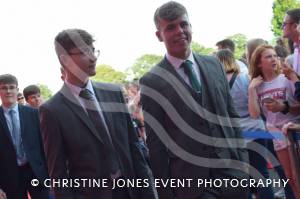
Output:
(0, 0), (275, 93)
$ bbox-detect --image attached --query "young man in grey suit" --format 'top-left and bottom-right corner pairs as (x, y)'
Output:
(39, 29), (157, 199)
(0, 74), (49, 199)
(140, 2), (249, 199)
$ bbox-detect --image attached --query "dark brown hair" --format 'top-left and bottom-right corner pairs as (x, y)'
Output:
(0, 74), (18, 86)
(154, 1), (188, 29)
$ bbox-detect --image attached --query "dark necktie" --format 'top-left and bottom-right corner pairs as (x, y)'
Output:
(79, 89), (120, 175)
(181, 60), (201, 93)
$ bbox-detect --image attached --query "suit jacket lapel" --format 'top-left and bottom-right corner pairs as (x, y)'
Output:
(92, 83), (118, 142)
(18, 105), (26, 141)
(92, 82), (129, 159)
(193, 53), (218, 108)
(60, 83), (103, 143)
(92, 82), (113, 132)
(0, 106), (14, 144)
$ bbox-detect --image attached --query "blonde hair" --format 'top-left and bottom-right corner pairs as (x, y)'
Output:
(216, 49), (240, 74)
(249, 45), (280, 80)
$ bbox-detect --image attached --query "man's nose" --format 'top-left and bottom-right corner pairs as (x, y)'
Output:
(88, 54), (97, 62)
(175, 25), (184, 34)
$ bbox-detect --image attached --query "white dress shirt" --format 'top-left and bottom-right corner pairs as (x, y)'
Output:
(65, 80), (111, 135)
(166, 52), (201, 87)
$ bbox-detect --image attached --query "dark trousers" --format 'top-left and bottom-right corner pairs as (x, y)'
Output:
(197, 168), (249, 198)
(18, 163), (49, 199)
(112, 186), (131, 199)
(248, 139), (274, 199)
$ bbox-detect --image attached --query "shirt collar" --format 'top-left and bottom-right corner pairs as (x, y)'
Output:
(166, 52), (195, 69)
(65, 79), (95, 97)
(3, 103), (18, 114)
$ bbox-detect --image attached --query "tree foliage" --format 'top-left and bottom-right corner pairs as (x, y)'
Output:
(127, 54), (163, 80)
(226, 34), (247, 59)
(38, 84), (53, 100)
(271, 0), (300, 37)
(91, 64), (126, 83)
(191, 41), (214, 55)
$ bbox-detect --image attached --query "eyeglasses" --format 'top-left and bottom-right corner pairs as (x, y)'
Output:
(18, 96), (24, 100)
(0, 85), (17, 91)
(281, 21), (295, 28)
(69, 48), (100, 58)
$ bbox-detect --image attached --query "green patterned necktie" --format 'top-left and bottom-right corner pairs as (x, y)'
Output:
(181, 60), (201, 93)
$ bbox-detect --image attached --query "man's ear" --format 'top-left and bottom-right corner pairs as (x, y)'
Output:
(297, 23), (300, 33)
(156, 30), (163, 42)
(292, 23), (298, 31)
(59, 54), (70, 67)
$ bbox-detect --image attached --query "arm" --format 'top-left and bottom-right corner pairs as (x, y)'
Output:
(34, 109), (48, 173)
(264, 78), (300, 114)
(39, 105), (74, 199)
(282, 66), (299, 82)
(118, 89), (158, 199)
(248, 76), (263, 118)
(281, 62), (300, 82)
(0, 189), (6, 199)
(288, 103), (300, 114)
(282, 122), (300, 135)
(286, 78), (300, 114)
(263, 99), (286, 113)
(295, 81), (300, 101)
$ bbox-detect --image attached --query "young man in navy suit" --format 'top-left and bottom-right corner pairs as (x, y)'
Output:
(0, 74), (49, 199)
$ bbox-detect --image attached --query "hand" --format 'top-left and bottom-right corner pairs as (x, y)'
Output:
(281, 63), (299, 82)
(133, 93), (141, 107)
(0, 189), (7, 199)
(138, 127), (147, 142)
(249, 75), (263, 89)
(282, 122), (300, 135)
(133, 110), (144, 122)
(264, 99), (285, 113)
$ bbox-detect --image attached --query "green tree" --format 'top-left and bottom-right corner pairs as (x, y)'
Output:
(127, 54), (163, 79)
(227, 34), (247, 59)
(91, 64), (126, 83)
(191, 41), (214, 55)
(271, 0), (300, 37)
(38, 84), (53, 100)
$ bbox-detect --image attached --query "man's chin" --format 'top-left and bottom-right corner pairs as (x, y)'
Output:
(2, 99), (16, 107)
(171, 48), (191, 59)
(89, 71), (96, 76)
